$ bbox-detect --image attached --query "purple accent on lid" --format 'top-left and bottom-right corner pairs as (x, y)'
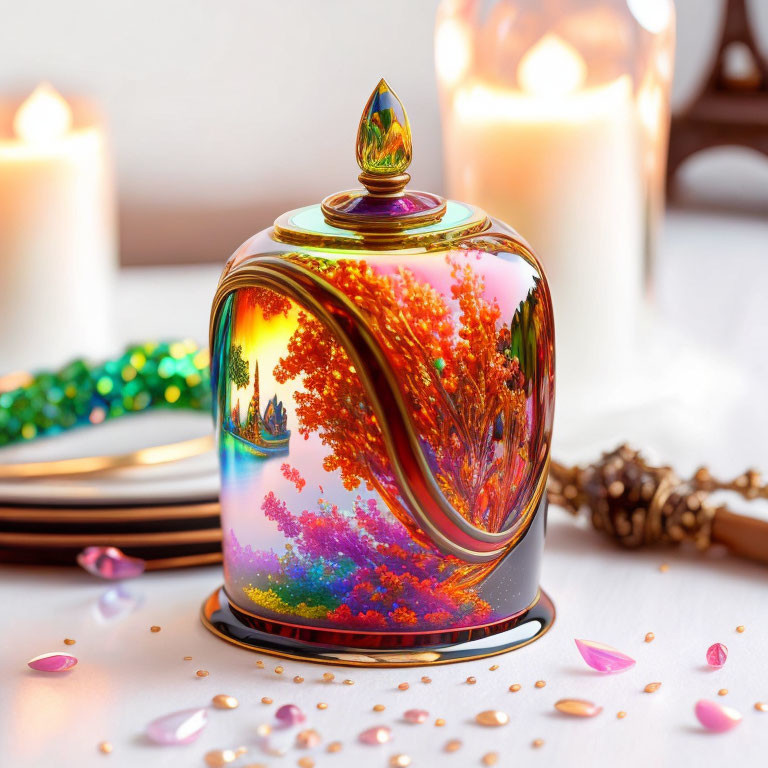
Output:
(333, 190), (443, 219)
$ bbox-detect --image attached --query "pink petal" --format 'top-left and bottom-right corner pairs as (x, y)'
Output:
(146, 708), (208, 745)
(27, 653), (78, 672)
(574, 639), (636, 673)
(77, 546), (146, 580)
(695, 700), (742, 733)
(706, 643), (728, 669)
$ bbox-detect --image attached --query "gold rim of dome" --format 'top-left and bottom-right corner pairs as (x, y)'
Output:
(273, 202), (490, 250)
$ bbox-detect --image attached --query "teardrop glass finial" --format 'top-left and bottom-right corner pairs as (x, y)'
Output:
(356, 79), (412, 176)
(321, 80), (446, 230)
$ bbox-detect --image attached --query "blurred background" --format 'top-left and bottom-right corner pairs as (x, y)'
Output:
(1, 0), (767, 463)
(1, 0), (766, 267)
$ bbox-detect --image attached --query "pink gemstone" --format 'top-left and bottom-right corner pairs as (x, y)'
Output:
(695, 700), (742, 733)
(275, 704), (306, 726)
(77, 546), (146, 580)
(575, 639), (636, 673)
(359, 726), (392, 745)
(404, 709), (429, 724)
(146, 708), (208, 745)
(27, 653), (78, 672)
(706, 643), (728, 669)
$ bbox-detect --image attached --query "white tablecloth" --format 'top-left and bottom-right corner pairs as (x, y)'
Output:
(2, 209), (767, 767)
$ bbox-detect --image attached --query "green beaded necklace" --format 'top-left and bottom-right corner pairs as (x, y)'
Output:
(0, 340), (210, 448)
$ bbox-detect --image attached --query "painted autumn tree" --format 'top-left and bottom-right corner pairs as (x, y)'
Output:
(241, 286), (291, 321)
(273, 256), (530, 537)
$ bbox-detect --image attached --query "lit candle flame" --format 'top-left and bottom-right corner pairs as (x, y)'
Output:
(518, 35), (587, 96)
(13, 83), (73, 144)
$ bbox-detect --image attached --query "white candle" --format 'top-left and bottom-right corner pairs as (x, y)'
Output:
(0, 83), (116, 373)
(441, 35), (643, 409)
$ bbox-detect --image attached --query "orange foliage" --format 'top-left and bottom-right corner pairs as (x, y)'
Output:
(273, 256), (529, 535)
(242, 287), (291, 320)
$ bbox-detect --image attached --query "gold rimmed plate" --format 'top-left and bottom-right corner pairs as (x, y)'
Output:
(0, 527), (222, 549)
(0, 548), (222, 569)
(0, 412), (219, 506)
(0, 500), (221, 524)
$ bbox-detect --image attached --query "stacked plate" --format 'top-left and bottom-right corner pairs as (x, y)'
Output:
(0, 412), (222, 569)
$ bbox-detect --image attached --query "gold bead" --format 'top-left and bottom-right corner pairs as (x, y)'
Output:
(97, 741), (113, 754)
(261, 696), (273, 705)
(535, 680), (546, 688)
(390, 755), (411, 767)
(509, 683), (521, 692)
(183, 656), (193, 661)
(421, 676), (432, 684)
(475, 710), (509, 727)
(204, 749), (239, 767)
(466, 676), (477, 685)
(275, 665), (284, 674)
(489, 664), (499, 671)
(297, 758), (314, 768)
(532, 738), (544, 749)
(373, 704), (386, 712)
(644, 682), (662, 693)
(617, 711), (627, 719)
(554, 699), (602, 717)
(398, 682), (409, 690)
(212, 694), (239, 709)
(482, 753), (499, 766)
(434, 718), (446, 727)
(63, 638), (76, 646)
(295, 728), (321, 749)
(150, 625), (161, 633)
(256, 660), (264, 668)
(736, 625), (745, 633)
(322, 672), (335, 682)
(343, 679), (355, 686)
(644, 632), (655, 643)
(718, 689), (728, 696)
(317, 702), (328, 710)
(608, 481), (624, 497)
(754, 702), (768, 712)
(445, 739), (462, 752)
(293, 675), (304, 684)
(659, 563), (669, 573)
(196, 669), (209, 678)
(327, 741), (343, 753)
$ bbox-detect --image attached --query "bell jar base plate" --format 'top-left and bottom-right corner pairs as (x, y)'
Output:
(201, 586), (554, 667)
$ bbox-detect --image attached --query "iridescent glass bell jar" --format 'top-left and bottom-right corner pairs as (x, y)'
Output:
(204, 81), (555, 665)
(435, 0), (674, 414)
